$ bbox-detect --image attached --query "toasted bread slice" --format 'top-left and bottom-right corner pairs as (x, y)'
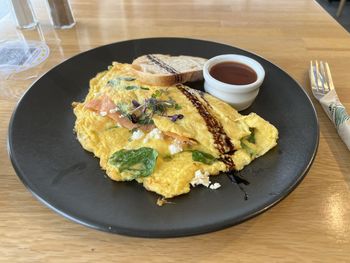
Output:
(132, 54), (207, 86)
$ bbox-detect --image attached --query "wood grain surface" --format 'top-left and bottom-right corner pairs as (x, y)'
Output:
(1, 0), (350, 262)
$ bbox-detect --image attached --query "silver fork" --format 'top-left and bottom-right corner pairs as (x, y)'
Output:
(309, 60), (350, 150)
(309, 60), (334, 101)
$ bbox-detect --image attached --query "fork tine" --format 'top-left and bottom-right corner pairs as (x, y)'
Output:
(320, 61), (330, 93)
(324, 62), (335, 91)
(314, 60), (321, 93)
(315, 60), (325, 94)
(309, 61), (316, 90)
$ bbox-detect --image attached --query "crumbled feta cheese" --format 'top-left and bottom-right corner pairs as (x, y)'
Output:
(77, 133), (88, 142)
(100, 111), (107, 116)
(191, 170), (211, 187)
(131, 129), (144, 140)
(168, 139), (183, 155)
(148, 128), (163, 139)
(209, 182), (221, 190)
(109, 107), (118, 113)
(143, 128), (163, 143)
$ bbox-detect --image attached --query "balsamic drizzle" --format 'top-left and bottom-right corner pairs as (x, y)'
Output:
(176, 85), (236, 169)
(177, 85), (251, 200)
(146, 54), (181, 83)
(198, 91), (212, 109)
(225, 172), (249, 200)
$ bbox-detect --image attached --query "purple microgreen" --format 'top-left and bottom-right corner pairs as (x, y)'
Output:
(124, 94), (182, 126)
(169, 114), (184, 122)
(129, 113), (139, 123)
(132, 100), (140, 108)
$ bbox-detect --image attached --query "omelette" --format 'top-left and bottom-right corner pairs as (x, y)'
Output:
(73, 62), (278, 199)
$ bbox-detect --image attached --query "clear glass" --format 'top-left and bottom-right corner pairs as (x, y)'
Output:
(10, 0), (38, 29)
(45, 0), (76, 29)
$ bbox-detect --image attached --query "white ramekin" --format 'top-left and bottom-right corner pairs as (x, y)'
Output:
(203, 54), (265, 111)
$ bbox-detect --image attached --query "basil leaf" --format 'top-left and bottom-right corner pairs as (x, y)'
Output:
(109, 147), (158, 178)
(192, 150), (217, 165)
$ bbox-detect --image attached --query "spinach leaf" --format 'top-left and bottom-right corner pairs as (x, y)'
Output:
(192, 150), (217, 165)
(109, 147), (158, 178)
(241, 141), (256, 157)
(246, 128), (256, 144)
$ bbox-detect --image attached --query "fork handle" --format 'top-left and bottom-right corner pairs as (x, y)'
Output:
(320, 89), (350, 150)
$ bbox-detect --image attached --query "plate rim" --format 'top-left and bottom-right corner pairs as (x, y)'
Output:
(7, 37), (319, 237)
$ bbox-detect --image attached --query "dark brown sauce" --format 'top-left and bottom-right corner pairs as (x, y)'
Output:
(177, 85), (251, 200)
(210, 62), (257, 85)
(225, 172), (250, 200)
(176, 85), (236, 169)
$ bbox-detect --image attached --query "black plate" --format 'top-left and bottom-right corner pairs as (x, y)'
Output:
(8, 38), (318, 237)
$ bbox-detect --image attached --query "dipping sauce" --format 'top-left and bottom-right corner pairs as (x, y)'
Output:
(209, 62), (257, 85)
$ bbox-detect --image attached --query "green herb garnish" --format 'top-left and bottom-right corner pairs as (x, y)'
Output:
(107, 76), (136, 87)
(241, 141), (256, 157)
(105, 125), (120, 131)
(192, 150), (217, 165)
(120, 77), (136, 81)
(107, 79), (121, 87)
(163, 155), (173, 161)
(137, 115), (154, 125)
(116, 102), (130, 116)
(140, 87), (150, 90)
(151, 89), (169, 98)
(113, 89), (182, 127)
(125, 85), (139, 90)
(246, 128), (256, 144)
(151, 90), (163, 98)
(175, 103), (182, 110)
(109, 147), (158, 178)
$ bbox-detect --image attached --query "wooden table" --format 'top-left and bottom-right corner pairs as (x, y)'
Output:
(1, 0), (349, 261)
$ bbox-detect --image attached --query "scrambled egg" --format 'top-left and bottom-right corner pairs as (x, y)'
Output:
(73, 63), (278, 199)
